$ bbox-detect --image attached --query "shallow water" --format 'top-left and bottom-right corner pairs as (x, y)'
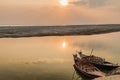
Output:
(0, 32), (120, 80)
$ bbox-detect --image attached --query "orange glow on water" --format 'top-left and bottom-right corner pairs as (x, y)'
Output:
(62, 41), (67, 48)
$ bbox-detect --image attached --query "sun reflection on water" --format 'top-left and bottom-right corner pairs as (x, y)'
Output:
(62, 41), (67, 48)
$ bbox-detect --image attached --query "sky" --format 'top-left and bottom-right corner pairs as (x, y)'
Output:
(0, 0), (120, 26)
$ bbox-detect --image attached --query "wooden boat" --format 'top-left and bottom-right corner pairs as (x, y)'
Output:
(73, 54), (105, 79)
(78, 52), (120, 70)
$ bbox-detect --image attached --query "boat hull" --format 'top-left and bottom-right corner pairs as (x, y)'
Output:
(79, 53), (119, 70)
(73, 64), (103, 79)
(91, 63), (119, 70)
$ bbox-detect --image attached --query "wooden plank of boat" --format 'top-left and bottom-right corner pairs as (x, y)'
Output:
(88, 71), (105, 77)
(91, 62), (119, 70)
(78, 52), (120, 70)
(73, 64), (105, 79)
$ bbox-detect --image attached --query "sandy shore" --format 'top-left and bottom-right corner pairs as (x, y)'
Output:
(94, 75), (120, 80)
(0, 24), (120, 38)
(94, 67), (120, 80)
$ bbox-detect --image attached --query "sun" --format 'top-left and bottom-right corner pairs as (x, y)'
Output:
(59, 0), (68, 6)
(62, 41), (67, 48)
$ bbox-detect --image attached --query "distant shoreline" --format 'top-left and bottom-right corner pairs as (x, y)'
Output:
(0, 24), (120, 38)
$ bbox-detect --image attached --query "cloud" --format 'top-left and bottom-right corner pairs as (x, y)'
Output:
(0, 0), (120, 25)
(70, 0), (108, 8)
(70, 0), (88, 6)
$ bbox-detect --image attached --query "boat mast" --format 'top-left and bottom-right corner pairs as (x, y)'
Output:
(90, 49), (94, 56)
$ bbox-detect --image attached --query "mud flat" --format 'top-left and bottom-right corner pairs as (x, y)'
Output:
(94, 75), (120, 80)
(94, 67), (120, 80)
(0, 24), (120, 38)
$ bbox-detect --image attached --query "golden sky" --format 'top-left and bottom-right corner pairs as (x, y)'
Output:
(0, 0), (120, 25)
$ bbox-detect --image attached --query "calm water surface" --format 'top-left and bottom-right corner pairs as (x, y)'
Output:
(0, 32), (120, 80)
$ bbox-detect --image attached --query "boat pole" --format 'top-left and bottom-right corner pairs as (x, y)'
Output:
(90, 49), (94, 56)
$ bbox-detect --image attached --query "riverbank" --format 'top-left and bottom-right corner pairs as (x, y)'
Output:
(0, 24), (120, 38)
(94, 67), (120, 80)
(94, 75), (120, 80)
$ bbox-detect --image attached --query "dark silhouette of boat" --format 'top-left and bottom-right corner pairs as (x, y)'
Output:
(73, 54), (105, 79)
(78, 52), (120, 70)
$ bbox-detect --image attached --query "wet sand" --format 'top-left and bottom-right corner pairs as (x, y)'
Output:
(94, 75), (120, 80)
(94, 67), (120, 80)
(0, 24), (120, 38)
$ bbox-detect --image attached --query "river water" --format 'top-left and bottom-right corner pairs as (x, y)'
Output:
(0, 32), (120, 80)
